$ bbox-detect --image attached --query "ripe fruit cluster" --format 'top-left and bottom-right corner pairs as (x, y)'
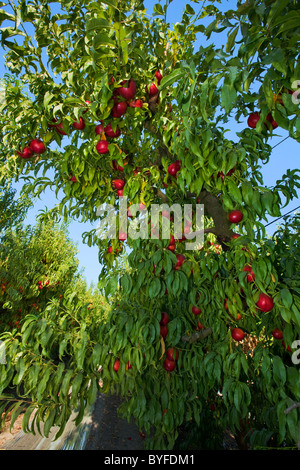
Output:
(17, 139), (46, 158)
(160, 311), (169, 339)
(163, 348), (179, 372)
(247, 111), (278, 130)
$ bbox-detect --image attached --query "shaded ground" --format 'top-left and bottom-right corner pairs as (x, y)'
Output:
(0, 393), (146, 451)
(1, 393), (238, 451)
(0, 410), (25, 449)
(84, 394), (145, 450)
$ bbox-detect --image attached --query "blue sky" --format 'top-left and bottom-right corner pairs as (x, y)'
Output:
(1, 0), (299, 287)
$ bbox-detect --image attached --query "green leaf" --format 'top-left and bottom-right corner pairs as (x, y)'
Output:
(10, 401), (25, 432)
(221, 82), (237, 113)
(85, 18), (112, 33)
(233, 383), (242, 412)
(263, 48), (287, 76)
(13, 357), (26, 385)
(281, 288), (293, 309)
(70, 372), (83, 405)
(226, 26), (239, 53)
(105, 275), (118, 298)
(43, 91), (55, 111)
(94, 33), (116, 49)
(267, 0), (290, 27)
(153, 3), (164, 16)
(227, 179), (243, 205)
(159, 69), (186, 91)
(286, 407), (299, 444)
(44, 407), (56, 438)
(61, 369), (74, 398)
(272, 356), (286, 386)
(22, 404), (37, 434)
(148, 277), (161, 298)
(87, 377), (98, 405)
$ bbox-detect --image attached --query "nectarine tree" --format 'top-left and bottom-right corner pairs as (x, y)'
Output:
(0, 0), (300, 450)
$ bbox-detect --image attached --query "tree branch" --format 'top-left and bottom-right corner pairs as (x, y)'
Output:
(285, 402), (300, 414)
(181, 327), (212, 344)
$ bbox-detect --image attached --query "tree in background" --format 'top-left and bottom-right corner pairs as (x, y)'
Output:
(0, 0), (300, 450)
(0, 184), (30, 236)
(0, 219), (80, 331)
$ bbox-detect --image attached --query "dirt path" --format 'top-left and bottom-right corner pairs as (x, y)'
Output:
(84, 394), (145, 450)
(0, 393), (146, 451)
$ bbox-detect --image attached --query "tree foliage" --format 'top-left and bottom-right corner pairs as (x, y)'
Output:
(0, 0), (300, 450)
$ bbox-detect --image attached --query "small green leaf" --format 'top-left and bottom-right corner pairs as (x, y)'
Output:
(159, 69), (186, 91)
(226, 26), (239, 53)
(281, 288), (293, 309)
(221, 82), (237, 113)
(148, 277), (161, 298)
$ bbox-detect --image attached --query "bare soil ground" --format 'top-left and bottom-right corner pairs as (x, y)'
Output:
(0, 410), (25, 449)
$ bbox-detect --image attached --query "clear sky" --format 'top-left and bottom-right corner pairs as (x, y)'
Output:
(1, 0), (299, 287)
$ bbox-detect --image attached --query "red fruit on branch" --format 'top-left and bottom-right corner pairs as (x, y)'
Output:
(160, 325), (168, 339)
(133, 166), (141, 176)
(29, 139), (46, 154)
(48, 118), (58, 128)
(95, 123), (104, 135)
(149, 82), (159, 96)
(111, 179), (125, 190)
(282, 340), (292, 352)
(243, 265), (255, 282)
(17, 146), (33, 159)
(56, 122), (67, 135)
(192, 306), (202, 315)
(175, 254), (185, 267)
(163, 358), (176, 372)
(168, 160), (181, 178)
(112, 160), (124, 171)
(72, 117), (85, 130)
(247, 112), (260, 129)
(167, 244), (176, 252)
(129, 99), (143, 108)
(113, 359), (120, 372)
(116, 189), (123, 197)
(118, 78), (136, 100)
(112, 101), (128, 118)
(256, 293), (274, 312)
(166, 348), (179, 361)
(69, 175), (78, 182)
(155, 70), (163, 84)
(96, 140), (109, 154)
(232, 233), (241, 239)
(228, 210), (243, 223)
(272, 328), (283, 340)
(108, 246), (113, 254)
(104, 123), (121, 138)
(231, 328), (245, 341)
(265, 113), (278, 129)
(83, 99), (91, 112)
(160, 312), (169, 326)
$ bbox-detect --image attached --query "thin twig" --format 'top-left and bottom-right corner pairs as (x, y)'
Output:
(182, 327), (212, 344)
